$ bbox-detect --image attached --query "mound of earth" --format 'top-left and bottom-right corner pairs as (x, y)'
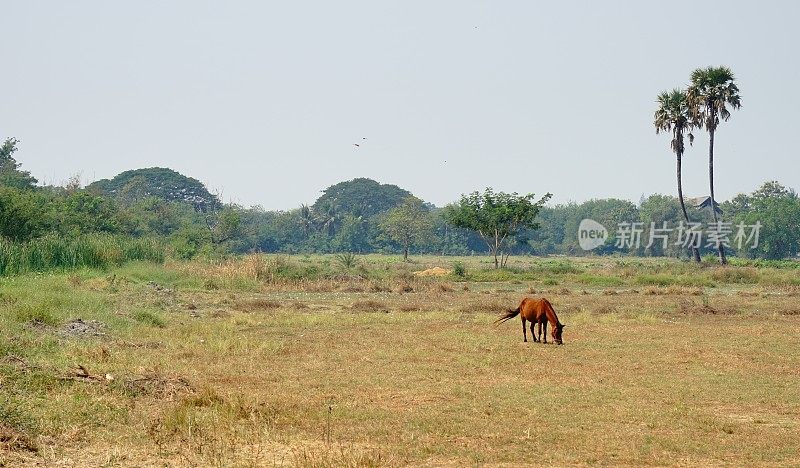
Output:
(413, 267), (451, 277)
(59, 319), (107, 337)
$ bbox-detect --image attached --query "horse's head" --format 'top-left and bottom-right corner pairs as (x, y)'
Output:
(553, 323), (565, 345)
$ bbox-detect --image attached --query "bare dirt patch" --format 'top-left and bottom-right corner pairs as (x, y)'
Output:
(59, 319), (107, 338)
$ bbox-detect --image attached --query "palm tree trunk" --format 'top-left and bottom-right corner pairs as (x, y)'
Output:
(708, 129), (727, 264)
(677, 153), (701, 262)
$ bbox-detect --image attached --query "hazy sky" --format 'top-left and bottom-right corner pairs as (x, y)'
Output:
(3, 1), (799, 210)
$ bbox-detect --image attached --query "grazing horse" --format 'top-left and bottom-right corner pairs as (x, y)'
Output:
(495, 298), (565, 344)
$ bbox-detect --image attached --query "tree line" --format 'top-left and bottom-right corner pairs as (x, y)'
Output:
(2, 130), (799, 266)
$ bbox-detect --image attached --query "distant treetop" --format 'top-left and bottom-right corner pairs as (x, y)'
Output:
(0, 137), (38, 190)
(87, 167), (220, 211)
(312, 177), (416, 218)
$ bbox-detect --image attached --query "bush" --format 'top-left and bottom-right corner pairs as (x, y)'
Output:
(132, 310), (166, 328)
(452, 261), (466, 278)
(0, 234), (164, 276)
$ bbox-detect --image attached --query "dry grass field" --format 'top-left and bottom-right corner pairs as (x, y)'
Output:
(1, 255), (799, 466)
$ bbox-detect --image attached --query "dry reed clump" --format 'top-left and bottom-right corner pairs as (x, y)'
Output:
(458, 298), (509, 315)
(736, 290), (761, 297)
(593, 305), (618, 314)
(677, 299), (736, 315)
(368, 282), (391, 293)
(644, 286), (703, 296)
(120, 374), (194, 399)
(0, 424), (38, 453)
(292, 445), (386, 468)
(235, 298), (283, 312)
(147, 387), (287, 464)
(710, 267), (761, 284)
(394, 283), (414, 294)
(350, 300), (390, 313)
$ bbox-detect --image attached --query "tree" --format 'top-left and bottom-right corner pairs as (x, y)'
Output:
(0, 187), (49, 241)
(654, 89), (701, 262)
(0, 138), (38, 189)
(638, 195), (684, 257)
(205, 206), (242, 245)
(733, 182), (800, 259)
(687, 66), (741, 264)
(379, 196), (435, 261)
(87, 167), (220, 212)
(444, 188), (551, 268)
(298, 204), (314, 238)
(312, 178), (412, 219)
(314, 201), (340, 237)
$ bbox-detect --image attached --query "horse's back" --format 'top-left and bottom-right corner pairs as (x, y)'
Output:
(519, 297), (549, 321)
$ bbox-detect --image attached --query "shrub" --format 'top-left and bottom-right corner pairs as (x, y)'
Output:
(0, 235), (165, 277)
(132, 310), (166, 328)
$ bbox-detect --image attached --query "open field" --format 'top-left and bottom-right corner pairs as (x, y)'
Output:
(1, 255), (800, 466)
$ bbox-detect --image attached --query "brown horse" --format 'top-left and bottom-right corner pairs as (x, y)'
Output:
(495, 298), (565, 344)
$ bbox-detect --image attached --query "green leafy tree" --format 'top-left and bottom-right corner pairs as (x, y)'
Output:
(638, 195), (684, 257)
(379, 196), (435, 261)
(205, 206), (243, 245)
(0, 187), (49, 241)
(562, 199), (639, 255)
(87, 167), (220, 212)
(731, 182), (800, 259)
(312, 178), (412, 219)
(0, 138), (38, 189)
(444, 188), (551, 268)
(654, 89), (701, 262)
(687, 66), (742, 264)
(55, 191), (121, 236)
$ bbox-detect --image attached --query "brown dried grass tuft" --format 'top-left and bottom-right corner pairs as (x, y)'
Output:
(235, 298), (282, 311)
(351, 300), (390, 313)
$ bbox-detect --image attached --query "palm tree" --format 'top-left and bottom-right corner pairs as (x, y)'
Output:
(314, 201), (339, 237)
(299, 204), (314, 238)
(655, 89), (701, 262)
(686, 66), (741, 264)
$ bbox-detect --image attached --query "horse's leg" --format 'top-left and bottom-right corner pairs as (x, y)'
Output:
(542, 321), (548, 344)
(534, 321), (540, 342)
(521, 318), (527, 342)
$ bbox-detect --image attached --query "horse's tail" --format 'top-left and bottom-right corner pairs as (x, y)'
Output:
(494, 307), (520, 324)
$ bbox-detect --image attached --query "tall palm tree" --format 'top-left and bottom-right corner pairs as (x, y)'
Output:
(654, 89), (701, 262)
(686, 66), (741, 264)
(299, 204), (314, 238)
(314, 201), (339, 237)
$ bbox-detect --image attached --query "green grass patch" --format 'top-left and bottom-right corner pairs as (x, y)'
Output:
(131, 310), (166, 328)
(574, 274), (625, 286)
